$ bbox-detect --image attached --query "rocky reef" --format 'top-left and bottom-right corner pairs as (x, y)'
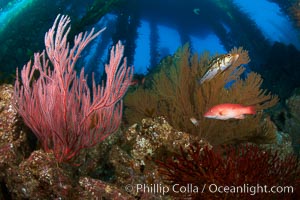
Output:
(0, 84), (205, 199)
(0, 84), (298, 199)
(273, 88), (300, 155)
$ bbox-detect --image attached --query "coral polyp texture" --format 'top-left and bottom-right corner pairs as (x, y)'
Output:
(124, 45), (278, 145)
(13, 14), (133, 162)
(157, 144), (300, 200)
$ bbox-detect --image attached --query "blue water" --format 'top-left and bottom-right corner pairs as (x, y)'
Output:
(233, 0), (300, 48)
(0, 0), (299, 76)
(128, 0), (299, 74)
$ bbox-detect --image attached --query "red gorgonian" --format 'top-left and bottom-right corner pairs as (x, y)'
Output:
(14, 14), (133, 163)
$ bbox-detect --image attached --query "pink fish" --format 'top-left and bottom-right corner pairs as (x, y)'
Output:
(204, 103), (256, 120)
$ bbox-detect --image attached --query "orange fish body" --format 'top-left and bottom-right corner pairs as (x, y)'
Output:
(204, 103), (256, 120)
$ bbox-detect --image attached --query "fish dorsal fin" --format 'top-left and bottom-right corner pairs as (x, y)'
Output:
(209, 54), (229, 68)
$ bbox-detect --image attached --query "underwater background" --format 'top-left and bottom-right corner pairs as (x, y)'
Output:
(0, 0), (300, 199)
(1, 0), (300, 99)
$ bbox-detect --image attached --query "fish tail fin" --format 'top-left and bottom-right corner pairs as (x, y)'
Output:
(199, 78), (205, 84)
(245, 106), (256, 115)
(190, 117), (199, 126)
(199, 76), (209, 84)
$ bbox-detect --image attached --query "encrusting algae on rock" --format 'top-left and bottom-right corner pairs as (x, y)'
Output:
(109, 116), (211, 198)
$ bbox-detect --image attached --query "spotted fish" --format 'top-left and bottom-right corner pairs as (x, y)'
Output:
(199, 53), (239, 84)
